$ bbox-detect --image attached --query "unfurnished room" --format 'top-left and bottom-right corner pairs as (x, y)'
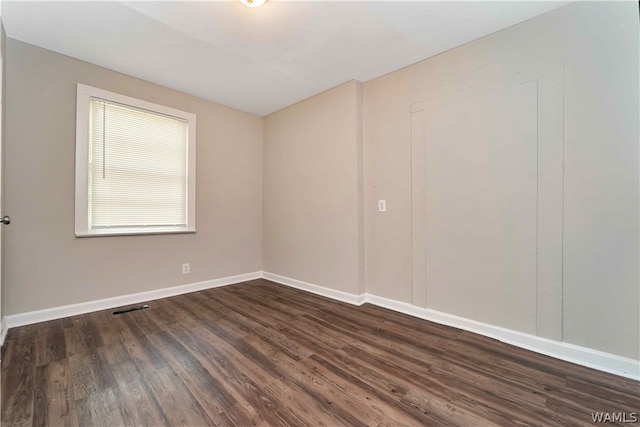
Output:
(0, 0), (638, 426)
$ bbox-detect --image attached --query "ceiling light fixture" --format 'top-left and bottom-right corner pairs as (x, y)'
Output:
(240, 0), (267, 7)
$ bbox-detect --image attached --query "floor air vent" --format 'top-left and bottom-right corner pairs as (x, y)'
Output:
(112, 304), (149, 315)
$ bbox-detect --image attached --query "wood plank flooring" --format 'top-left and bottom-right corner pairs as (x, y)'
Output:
(2, 279), (638, 426)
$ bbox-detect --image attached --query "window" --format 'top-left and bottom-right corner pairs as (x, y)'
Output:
(75, 84), (196, 236)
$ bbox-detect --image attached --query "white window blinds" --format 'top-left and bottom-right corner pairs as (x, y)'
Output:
(75, 83), (196, 237)
(76, 84), (196, 237)
(89, 98), (188, 231)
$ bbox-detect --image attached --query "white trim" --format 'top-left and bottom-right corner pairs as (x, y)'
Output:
(74, 83), (197, 237)
(3, 271), (637, 381)
(5, 272), (261, 329)
(0, 317), (7, 347)
(364, 293), (639, 381)
(262, 272), (366, 306)
(261, 272), (639, 381)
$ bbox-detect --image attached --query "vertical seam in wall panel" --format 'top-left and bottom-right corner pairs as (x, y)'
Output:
(560, 64), (565, 343)
(535, 81), (540, 336)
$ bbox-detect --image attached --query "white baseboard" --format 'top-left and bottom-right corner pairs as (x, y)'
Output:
(4, 271), (262, 329)
(364, 293), (640, 381)
(263, 272), (366, 305)
(261, 272), (639, 381)
(3, 270), (638, 381)
(0, 317), (7, 347)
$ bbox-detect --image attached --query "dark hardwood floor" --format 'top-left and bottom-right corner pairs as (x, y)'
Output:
(1, 279), (638, 426)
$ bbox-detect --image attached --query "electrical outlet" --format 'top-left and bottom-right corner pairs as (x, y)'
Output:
(182, 263), (190, 274)
(378, 199), (387, 212)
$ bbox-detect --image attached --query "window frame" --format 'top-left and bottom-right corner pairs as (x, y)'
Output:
(75, 83), (197, 237)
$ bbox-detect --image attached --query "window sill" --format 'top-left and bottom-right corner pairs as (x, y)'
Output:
(75, 228), (196, 238)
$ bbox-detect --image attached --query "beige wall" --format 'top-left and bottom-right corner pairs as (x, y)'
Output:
(3, 39), (263, 315)
(263, 81), (363, 294)
(363, 1), (639, 359)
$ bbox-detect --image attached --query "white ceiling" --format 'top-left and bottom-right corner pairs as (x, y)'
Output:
(2, 1), (566, 116)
